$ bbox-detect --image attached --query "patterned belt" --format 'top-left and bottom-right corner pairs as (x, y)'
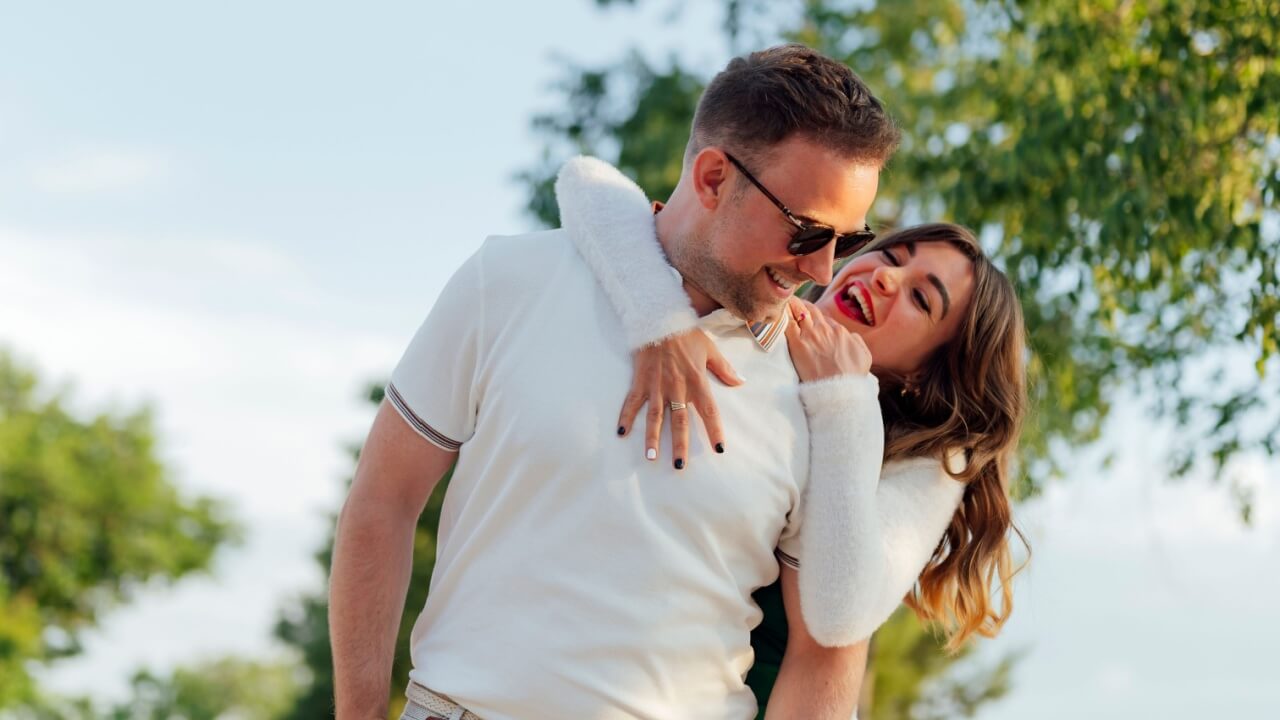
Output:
(401, 681), (483, 720)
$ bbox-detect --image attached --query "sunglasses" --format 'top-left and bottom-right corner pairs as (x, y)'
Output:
(724, 152), (876, 259)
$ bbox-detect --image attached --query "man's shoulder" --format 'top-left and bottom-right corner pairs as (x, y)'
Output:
(477, 228), (570, 265)
(468, 228), (596, 308)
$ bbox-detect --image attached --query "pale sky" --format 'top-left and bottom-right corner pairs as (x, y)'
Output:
(2, 2), (1276, 717)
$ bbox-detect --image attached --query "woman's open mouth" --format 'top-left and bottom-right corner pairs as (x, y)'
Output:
(833, 280), (876, 326)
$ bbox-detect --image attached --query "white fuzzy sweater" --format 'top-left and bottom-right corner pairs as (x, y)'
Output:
(555, 156), (965, 647)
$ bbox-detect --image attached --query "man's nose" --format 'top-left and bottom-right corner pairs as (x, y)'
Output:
(794, 241), (837, 286)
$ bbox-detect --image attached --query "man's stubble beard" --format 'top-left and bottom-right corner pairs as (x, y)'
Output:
(666, 219), (787, 324)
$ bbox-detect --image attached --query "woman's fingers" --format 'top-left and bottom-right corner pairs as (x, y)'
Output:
(616, 388), (647, 438)
(808, 306), (834, 333)
(643, 382), (670, 463)
(618, 329), (741, 468)
(669, 398), (690, 470)
(692, 380), (727, 458)
(784, 311), (802, 340)
(661, 374), (688, 469)
(786, 297), (808, 323)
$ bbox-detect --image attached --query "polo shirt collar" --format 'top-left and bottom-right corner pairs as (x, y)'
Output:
(660, 244), (790, 353)
(698, 308), (790, 352)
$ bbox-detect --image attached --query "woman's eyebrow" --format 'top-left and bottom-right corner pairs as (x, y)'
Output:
(928, 274), (952, 318)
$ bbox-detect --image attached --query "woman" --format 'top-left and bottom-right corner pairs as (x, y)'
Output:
(555, 156), (1028, 714)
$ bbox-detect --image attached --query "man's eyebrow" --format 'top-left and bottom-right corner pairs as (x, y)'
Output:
(928, 273), (952, 319)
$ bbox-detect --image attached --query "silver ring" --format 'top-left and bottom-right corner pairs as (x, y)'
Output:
(669, 401), (688, 411)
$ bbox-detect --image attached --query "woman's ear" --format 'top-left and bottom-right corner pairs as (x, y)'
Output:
(900, 374), (923, 397)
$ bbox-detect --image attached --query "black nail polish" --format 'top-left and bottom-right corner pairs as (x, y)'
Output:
(617, 426), (626, 436)
(715, 442), (725, 454)
(674, 458), (685, 470)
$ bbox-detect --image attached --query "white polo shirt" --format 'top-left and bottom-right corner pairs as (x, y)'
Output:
(388, 230), (809, 720)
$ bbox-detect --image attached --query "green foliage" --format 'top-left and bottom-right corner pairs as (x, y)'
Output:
(518, 0), (1280, 712)
(864, 609), (1016, 719)
(521, 0), (1280, 510)
(275, 383), (451, 720)
(15, 657), (300, 720)
(0, 352), (237, 709)
(112, 659), (301, 720)
(522, 54), (702, 229)
(270, 4), (1276, 715)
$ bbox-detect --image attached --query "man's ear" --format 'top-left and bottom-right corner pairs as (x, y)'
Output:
(689, 148), (732, 211)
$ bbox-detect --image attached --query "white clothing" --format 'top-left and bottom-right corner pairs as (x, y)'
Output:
(555, 155), (966, 646)
(389, 229), (812, 720)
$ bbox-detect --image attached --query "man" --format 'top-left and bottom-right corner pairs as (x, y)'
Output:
(330, 44), (899, 720)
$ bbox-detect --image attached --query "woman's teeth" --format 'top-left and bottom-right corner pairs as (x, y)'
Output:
(846, 284), (875, 326)
(767, 268), (794, 290)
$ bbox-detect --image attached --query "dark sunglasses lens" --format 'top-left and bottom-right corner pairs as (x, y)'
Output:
(833, 232), (876, 259)
(788, 226), (836, 256)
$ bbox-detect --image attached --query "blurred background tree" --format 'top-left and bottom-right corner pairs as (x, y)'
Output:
(524, 0), (1280, 508)
(270, 1), (1278, 716)
(9, 1), (1275, 717)
(0, 351), (237, 710)
(274, 385), (452, 720)
(15, 658), (301, 720)
(517, 0), (1279, 716)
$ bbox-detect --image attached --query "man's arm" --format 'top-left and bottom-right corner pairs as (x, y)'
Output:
(765, 565), (869, 720)
(330, 400), (457, 719)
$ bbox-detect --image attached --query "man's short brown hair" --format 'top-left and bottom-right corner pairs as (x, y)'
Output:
(686, 44), (899, 168)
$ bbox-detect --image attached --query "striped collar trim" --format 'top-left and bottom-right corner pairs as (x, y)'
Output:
(655, 198), (788, 354)
(748, 311), (789, 352)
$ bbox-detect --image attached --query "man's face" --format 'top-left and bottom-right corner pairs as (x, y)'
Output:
(674, 136), (881, 324)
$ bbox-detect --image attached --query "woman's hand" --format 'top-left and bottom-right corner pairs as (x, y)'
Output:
(616, 328), (744, 469)
(785, 298), (873, 383)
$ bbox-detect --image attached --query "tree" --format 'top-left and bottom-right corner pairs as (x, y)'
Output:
(108, 659), (301, 720)
(274, 385), (450, 720)
(863, 608), (1017, 719)
(15, 658), (302, 720)
(0, 351), (237, 708)
(519, 0), (1279, 715)
(523, 0), (1280, 508)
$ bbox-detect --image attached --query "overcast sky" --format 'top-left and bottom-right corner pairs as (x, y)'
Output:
(2, 2), (1276, 717)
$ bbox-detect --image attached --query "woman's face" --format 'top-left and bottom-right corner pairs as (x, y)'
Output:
(815, 241), (975, 377)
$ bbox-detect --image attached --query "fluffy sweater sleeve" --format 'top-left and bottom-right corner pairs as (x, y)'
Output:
(554, 155), (966, 648)
(796, 375), (966, 647)
(554, 156), (699, 348)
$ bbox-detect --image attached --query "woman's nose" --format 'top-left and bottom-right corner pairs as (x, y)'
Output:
(871, 265), (899, 295)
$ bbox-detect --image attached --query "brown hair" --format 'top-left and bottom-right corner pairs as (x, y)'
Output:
(686, 44), (900, 169)
(812, 223), (1029, 650)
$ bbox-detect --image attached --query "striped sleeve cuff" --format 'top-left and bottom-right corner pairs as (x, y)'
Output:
(386, 382), (462, 452)
(775, 547), (801, 570)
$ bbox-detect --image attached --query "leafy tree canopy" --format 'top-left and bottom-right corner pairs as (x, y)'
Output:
(0, 351), (237, 707)
(524, 0), (1280, 514)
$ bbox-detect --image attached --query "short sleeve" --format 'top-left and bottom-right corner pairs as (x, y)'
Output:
(776, 483), (805, 570)
(386, 247), (486, 451)
(776, 523), (803, 570)
(774, 373), (883, 571)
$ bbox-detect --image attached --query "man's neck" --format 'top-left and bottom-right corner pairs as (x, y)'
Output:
(653, 199), (722, 318)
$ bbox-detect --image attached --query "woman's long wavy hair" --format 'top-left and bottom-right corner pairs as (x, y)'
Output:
(809, 222), (1029, 650)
